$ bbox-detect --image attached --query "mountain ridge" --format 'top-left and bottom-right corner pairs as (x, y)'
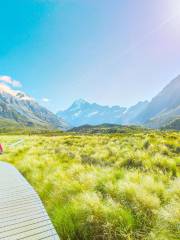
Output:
(0, 85), (69, 130)
(139, 75), (180, 128)
(57, 75), (180, 129)
(1, 74), (179, 131)
(57, 99), (148, 127)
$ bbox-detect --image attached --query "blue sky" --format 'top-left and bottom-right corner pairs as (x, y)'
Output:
(0, 0), (180, 112)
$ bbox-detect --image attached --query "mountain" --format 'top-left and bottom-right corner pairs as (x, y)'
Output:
(0, 85), (68, 130)
(57, 99), (149, 127)
(57, 99), (126, 126)
(120, 101), (149, 124)
(57, 75), (180, 129)
(136, 75), (180, 128)
(162, 117), (180, 131)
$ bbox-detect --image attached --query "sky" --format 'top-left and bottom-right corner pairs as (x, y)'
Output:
(0, 0), (180, 112)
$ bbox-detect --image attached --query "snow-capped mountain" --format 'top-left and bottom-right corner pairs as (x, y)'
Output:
(0, 85), (68, 130)
(57, 75), (180, 129)
(57, 99), (126, 126)
(57, 99), (148, 127)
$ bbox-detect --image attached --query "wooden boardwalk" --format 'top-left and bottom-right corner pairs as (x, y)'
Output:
(0, 162), (60, 240)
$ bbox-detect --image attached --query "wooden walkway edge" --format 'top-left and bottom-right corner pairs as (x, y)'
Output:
(0, 161), (60, 240)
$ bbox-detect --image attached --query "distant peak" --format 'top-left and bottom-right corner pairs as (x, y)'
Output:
(73, 99), (88, 105)
(67, 99), (89, 112)
(71, 99), (89, 108)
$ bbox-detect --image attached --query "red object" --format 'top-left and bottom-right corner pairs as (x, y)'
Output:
(0, 144), (3, 154)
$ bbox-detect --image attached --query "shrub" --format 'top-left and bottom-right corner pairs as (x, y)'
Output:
(0, 131), (179, 240)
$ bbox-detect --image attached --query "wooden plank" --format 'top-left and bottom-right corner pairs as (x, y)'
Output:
(0, 162), (60, 240)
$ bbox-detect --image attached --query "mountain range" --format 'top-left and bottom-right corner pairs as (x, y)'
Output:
(0, 75), (179, 131)
(57, 75), (180, 129)
(57, 99), (127, 126)
(57, 99), (149, 126)
(0, 86), (68, 130)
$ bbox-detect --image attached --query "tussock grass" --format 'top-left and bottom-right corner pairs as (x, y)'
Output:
(0, 131), (179, 240)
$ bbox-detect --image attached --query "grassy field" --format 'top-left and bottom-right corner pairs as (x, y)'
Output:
(0, 131), (179, 240)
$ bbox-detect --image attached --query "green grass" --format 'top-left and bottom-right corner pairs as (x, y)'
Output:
(0, 131), (179, 240)
(0, 118), (64, 135)
(69, 123), (146, 134)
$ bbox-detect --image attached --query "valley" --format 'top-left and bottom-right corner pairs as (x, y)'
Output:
(1, 1), (179, 239)
(0, 75), (180, 132)
(1, 130), (179, 240)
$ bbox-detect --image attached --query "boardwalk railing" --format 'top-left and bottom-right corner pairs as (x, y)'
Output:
(0, 161), (60, 240)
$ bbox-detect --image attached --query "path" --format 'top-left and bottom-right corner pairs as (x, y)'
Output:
(0, 161), (60, 240)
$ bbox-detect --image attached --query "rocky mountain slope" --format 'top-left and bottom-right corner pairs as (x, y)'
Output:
(120, 101), (149, 124)
(0, 86), (68, 130)
(137, 75), (180, 128)
(162, 117), (180, 130)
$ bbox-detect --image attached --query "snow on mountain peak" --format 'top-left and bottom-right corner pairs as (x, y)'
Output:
(0, 83), (33, 101)
(15, 91), (34, 101)
(73, 99), (88, 106)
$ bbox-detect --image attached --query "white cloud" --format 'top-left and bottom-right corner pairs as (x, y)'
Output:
(0, 75), (22, 87)
(0, 83), (16, 96)
(42, 98), (50, 102)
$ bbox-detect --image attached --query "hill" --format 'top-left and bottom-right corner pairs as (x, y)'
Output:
(0, 118), (65, 134)
(69, 123), (145, 134)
